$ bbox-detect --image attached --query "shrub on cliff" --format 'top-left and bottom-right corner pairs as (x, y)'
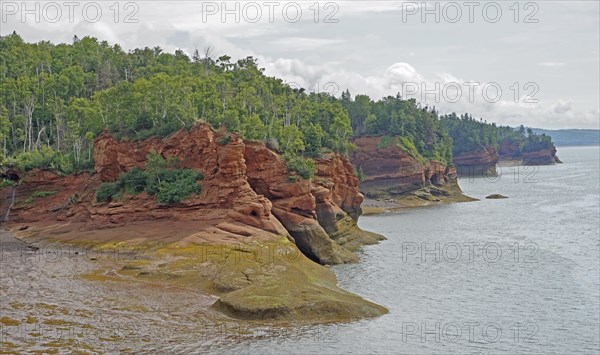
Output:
(355, 166), (365, 182)
(9, 146), (94, 175)
(12, 147), (71, 174)
(284, 155), (316, 180)
(117, 167), (147, 194)
(96, 153), (203, 204)
(96, 182), (120, 202)
(0, 179), (16, 189)
(155, 170), (202, 204)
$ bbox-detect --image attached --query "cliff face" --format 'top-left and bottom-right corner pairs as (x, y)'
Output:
(499, 140), (522, 159)
(4, 124), (380, 264)
(523, 145), (562, 165)
(498, 139), (562, 165)
(1, 123), (388, 321)
(351, 137), (452, 188)
(349, 136), (468, 204)
(2, 125), (288, 242)
(244, 142), (353, 264)
(243, 142), (383, 264)
(452, 145), (499, 176)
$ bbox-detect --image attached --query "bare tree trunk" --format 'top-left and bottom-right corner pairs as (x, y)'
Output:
(33, 126), (46, 150)
(24, 96), (35, 152)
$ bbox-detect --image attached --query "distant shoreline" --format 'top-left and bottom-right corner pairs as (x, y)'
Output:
(555, 145), (600, 148)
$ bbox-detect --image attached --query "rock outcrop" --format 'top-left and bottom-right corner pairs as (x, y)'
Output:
(350, 136), (472, 205)
(5, 124), (380, 262)
(499, 140), (522, 160)
(452, 145), (499, 176)
(1, 123), (388, 321)
(498, 139), (562, 165)
(486, 194), (508, 199)
(244, 142), (360, 265)
(523, 144), (561, 165)
(313, 155), (384, 250)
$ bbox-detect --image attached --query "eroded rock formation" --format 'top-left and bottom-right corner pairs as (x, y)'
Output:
(452, 145), (499, 177)
(499, 140), (522, 160)
(0, 123), (388, 321)
(5, 124), (379, 263)
(523, 145), (562, 165)
(350, 136), (471, 204)
(499, 139), (561, 165)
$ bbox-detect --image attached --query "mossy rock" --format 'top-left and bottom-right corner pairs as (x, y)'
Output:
(210, 243), (388, 320)
(115, 238), (388, 322)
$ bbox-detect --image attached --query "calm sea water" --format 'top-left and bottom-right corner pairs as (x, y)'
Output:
(219, 145), (600, 354)
(2, 146), (598, 353)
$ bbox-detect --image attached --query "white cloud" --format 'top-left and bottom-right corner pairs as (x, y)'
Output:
(268, 37), (344, 51)
(263, 56), (599, 129)
(1, 0), (597, 129)
(553, 100), (573, 114)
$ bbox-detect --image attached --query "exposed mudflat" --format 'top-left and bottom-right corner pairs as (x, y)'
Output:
(0, 225), (386, 353)
(0, 229), (237, 353)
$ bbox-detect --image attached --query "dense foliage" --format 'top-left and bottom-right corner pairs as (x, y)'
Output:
(521, 127), (554, 153)
(284, 154), (316, 180)
(0, 33), (352, 174)
(440, 113), (554, 155)
(1, 33), (555, 177)
(341, 91), (453, 164)
(440, 113), (500, 155)
(96, 152), (202, 204)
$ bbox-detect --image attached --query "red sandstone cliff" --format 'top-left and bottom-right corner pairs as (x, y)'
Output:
(349, 136), (463, 201)
(523, 144), (562, 165)
(243, 142), (382, 264)
(452, 145), (499, 176)
(499, 140), (522, 159)
(1, 124), (379, 265)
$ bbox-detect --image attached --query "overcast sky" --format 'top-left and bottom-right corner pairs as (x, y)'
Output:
(2, 1), (599, 129)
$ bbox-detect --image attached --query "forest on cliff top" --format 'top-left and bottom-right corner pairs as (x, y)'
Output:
(0, 34), (553, 176)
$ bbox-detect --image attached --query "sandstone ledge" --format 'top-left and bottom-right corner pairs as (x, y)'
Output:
(1, 123), (388, 321)
(350, 135), (476, 207)
(10, 224), (387, 322)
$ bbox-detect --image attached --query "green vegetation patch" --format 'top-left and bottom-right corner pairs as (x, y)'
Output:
(284, 155), (316, 180)
(9, 146), (93, 175)
(31, 190), (57, 198)
(0, 179), (15, 189)
(396, 136), (427, 164)
(376, 135), (394, 149)
(96, 152), (203, 204)
(440, 114), (555, 156)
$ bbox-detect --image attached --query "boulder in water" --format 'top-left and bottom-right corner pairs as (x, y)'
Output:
(486, 194), (508, 199)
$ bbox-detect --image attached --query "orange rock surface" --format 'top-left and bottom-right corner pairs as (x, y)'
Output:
(350, 136), (457, 196)
(2, 124), (380, 264)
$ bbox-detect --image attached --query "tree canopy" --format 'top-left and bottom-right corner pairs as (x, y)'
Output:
(440, 113), (554, 156)
(0, 33), (554, 175)
(342, 91), (452, 164)
(0, 33), (352, 174)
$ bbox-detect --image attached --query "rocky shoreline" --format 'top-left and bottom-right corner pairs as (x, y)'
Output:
(1, 126), (563, 322)
(350, 135), (477, 211)
(1, 124), (388, 322)
(450, 141), (562, 178)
